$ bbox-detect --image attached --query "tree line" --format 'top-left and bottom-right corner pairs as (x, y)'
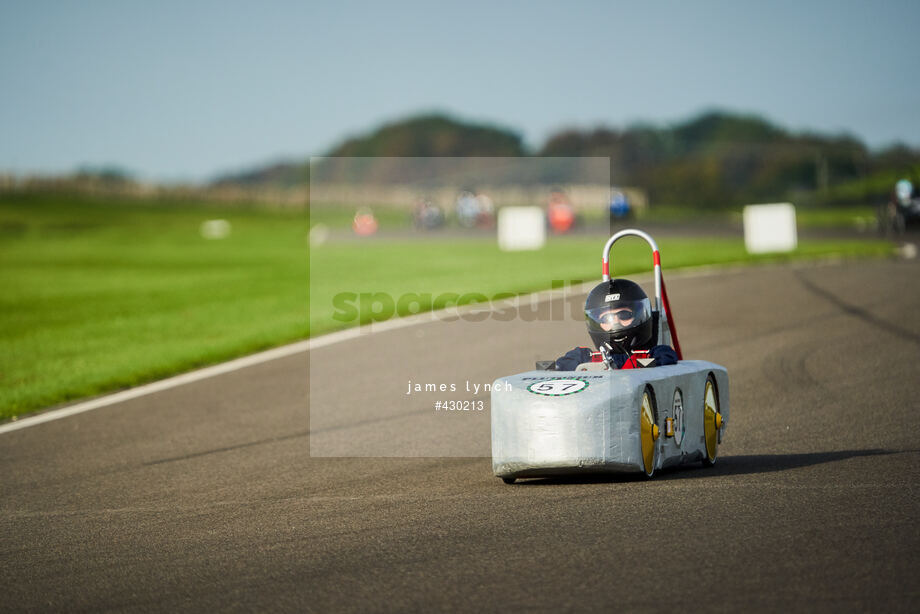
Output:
(217, 111), (920, 209)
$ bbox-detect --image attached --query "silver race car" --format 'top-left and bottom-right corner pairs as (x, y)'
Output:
(491, 229), (729, 483)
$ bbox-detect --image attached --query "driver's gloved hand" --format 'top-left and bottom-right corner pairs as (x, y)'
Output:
(649, 345), (678, 365)
(555, 347), (592, 371)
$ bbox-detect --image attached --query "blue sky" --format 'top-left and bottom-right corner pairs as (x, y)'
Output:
(1, 0), (917, 182)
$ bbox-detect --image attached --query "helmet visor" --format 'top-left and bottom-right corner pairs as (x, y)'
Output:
(585, 298), (651, 333)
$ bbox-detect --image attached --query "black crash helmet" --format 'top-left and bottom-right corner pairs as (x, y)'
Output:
(584, 279), (653, 352)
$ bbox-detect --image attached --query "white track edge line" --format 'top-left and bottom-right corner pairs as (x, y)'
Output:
(0, 255), (857, 435)
(0, 279), (599, 434)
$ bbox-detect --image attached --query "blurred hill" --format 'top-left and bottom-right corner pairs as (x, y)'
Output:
(11, 111), (915, 211)
(209, 110), (920, 210)
(212, 162), (310, 189)
(328, 113), (525, 157)
(213, 114), (525, 188)
(540, 110), (920, 209)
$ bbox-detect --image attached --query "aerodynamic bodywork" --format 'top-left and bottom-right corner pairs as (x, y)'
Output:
(491, 229), (729, 482)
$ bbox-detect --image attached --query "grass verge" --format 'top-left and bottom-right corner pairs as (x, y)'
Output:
(0, 192), (894, 419)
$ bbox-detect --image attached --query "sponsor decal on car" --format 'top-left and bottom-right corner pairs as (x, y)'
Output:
(526, 378), (590, 396)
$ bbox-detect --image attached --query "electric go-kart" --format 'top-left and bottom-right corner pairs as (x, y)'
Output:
(491, 229), (729, 483)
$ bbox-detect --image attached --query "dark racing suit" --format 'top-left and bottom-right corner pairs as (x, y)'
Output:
(555, 345), (678, 371)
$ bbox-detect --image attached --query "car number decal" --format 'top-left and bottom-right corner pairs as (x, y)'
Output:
(526, 379), (589, 396)
(672, 388), (685, 446)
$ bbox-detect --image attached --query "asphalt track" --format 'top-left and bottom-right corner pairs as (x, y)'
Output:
(2, 257), (919, 612)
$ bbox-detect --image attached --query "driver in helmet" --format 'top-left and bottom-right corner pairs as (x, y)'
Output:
(555, 279), (678, 370)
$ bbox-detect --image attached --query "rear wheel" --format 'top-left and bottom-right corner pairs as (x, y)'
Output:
(639, 387), (659, 478)
(501, 477), (516, 485)
(702, 375), (721, 466)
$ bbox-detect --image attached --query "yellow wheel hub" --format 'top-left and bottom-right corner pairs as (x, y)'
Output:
(640, 391), (656, 476)
(703, 378), (719, 463)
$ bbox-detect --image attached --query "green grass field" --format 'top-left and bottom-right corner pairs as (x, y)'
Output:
(634, 204), (878, 229)
(309, 235), (893, 333)
(1, 193), (309, 417)
(0, 193), (895, 419)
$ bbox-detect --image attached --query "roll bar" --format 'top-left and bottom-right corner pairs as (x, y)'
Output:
(601, 229), (661, 311)
(601, 228), (682, 359)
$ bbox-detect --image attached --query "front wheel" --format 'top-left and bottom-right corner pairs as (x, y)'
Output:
(702, 374), (722, 467)
(501, 477), (516, 485)
(639, 386), (659, 478)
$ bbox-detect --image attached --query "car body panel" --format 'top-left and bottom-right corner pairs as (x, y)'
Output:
(491, 360), (728, 479)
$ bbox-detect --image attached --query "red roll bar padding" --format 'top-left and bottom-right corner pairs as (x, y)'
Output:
(660, 274), (683, 360)
(602, 229), (682, 359)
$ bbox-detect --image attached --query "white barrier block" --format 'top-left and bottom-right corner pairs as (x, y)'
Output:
(200, 219), (231, 240)
(743, 203), (797, 253)
(498, 206), (545, 251)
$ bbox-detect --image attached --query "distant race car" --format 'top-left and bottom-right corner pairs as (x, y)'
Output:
(878, 179), (920, 236)
(491, 229), (729, 482)
(547, 189), (577, 234)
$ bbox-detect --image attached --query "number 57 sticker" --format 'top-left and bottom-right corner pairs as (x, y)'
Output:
(526, 379), (589, 396)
